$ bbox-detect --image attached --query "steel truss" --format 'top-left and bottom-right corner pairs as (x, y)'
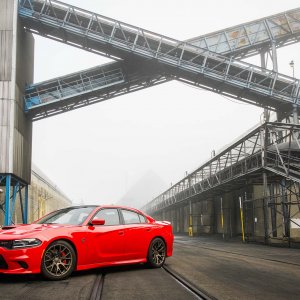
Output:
(187, 8), (300, 60)
(19, 0), (300, 116)
(0, 175), (28, 226)
(20, 4), (300, 120)
(143, 122), (300, 215)
(25, 60), (170, 120)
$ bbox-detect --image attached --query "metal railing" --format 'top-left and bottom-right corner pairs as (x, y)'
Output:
(25, 63), (125, 111)
(187, 8), (300, 59)
(19, 0), (300, 111)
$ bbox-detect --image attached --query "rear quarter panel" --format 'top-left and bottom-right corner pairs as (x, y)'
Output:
(149, 221), (174, 257)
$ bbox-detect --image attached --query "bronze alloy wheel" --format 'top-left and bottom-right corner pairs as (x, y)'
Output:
(148, 237), (166, 268)
(41, 240), (76, 280)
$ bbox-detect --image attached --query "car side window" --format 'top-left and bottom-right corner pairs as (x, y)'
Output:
(122, 210), (142, 224)
(93, 208), (120, 226)
(138, 214), (147, 223)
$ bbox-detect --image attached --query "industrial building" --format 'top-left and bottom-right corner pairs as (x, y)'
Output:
(0, 164), (72, 224)
(0, 0), (299, 248)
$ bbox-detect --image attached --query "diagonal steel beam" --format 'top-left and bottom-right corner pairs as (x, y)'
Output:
(187, 7), (300, 59)
(19, 0), (300, 119)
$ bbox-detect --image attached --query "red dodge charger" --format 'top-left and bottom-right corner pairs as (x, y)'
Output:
(0, 205), (174, 280)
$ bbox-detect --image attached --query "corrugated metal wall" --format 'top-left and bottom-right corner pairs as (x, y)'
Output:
(0, 0), (34, 183)
(0, 0), (13, 80)
(0, 0), (14, 174)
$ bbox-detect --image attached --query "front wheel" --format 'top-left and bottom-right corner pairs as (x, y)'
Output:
(41, 240), (76, 280)
(147, 237), (166, 268)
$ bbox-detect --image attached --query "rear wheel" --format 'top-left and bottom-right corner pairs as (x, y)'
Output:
(147, 237), (166, 268)
(41, 240), (76, 280)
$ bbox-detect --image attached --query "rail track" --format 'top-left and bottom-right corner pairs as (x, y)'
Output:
(162, 265), (214, 300)
(89, 265), (213, 300)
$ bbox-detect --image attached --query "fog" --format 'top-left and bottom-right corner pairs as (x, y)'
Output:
(31, 0), (300, 206)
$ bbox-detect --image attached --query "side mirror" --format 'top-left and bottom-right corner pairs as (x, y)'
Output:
(90, 219), (105, 226)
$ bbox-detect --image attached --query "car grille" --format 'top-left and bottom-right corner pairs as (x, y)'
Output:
(0, 255), (8, 269)
(0, 240), (13, 249)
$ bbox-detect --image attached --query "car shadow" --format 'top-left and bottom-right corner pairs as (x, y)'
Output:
(0, 263), (150, 283)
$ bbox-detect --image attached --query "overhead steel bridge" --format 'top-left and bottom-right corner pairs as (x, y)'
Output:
(19, 0), (300, 120)
(24, 59), (172, 120)
(187, 8), (300, 59)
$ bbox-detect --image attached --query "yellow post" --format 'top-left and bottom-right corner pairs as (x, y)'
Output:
(220, 197), (224, 239)
(188, 215), (193, 237)
(239, 197), (245, 242)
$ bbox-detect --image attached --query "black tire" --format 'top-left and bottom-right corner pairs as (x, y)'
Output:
(41, 240), (76, 280)
(147, 237), (166, 268)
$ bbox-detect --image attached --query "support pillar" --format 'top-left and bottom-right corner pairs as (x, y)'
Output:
(281, 179), (290, 239)
(293, 104), (299, 124)
(4, 175), (11, 226)
(0, 0), (34, 225)
(189, 200), (193, 236)
(269, 183), (277, 238)
(0, 175), (29, 225)
(260, 125), (269, 243)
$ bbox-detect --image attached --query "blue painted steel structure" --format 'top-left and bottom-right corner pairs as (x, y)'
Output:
(0, 175), (28, 225)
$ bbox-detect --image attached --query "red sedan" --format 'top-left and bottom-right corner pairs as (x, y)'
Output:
(0, 205), (173, 280)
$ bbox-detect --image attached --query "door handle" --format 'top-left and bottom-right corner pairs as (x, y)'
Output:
(146, 228), (151, 232)
(118, 231), (124, 235)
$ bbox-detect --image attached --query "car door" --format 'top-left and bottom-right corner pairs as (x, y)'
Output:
(88, 208), (125, 264)
(121, 209), (152, 260)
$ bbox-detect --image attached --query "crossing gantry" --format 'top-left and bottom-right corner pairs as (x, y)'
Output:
(19, 0), (300, 120)
(1, 0), (300, 227)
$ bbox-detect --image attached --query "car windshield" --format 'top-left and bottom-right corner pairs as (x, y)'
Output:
(36, 206), (96, 225)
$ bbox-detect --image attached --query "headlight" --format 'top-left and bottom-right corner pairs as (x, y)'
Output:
(12, 239), (42, 249)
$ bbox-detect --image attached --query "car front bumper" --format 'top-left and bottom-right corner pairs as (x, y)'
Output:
(0, 246), (44, 274)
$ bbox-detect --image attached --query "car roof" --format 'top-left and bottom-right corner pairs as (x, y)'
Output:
(65, 205), (145, 213)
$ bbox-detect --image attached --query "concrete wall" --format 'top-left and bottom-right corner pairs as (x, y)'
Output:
(0, 0), (33, 183)
(28, 165), (72, 222)
(0, 165), (73, 224)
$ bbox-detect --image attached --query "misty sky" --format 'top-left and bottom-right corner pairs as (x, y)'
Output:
(31, 0), (300, 205)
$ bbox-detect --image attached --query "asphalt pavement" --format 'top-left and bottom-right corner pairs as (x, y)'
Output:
(167, 235), (300, 300)
(0, 235), (300, 299)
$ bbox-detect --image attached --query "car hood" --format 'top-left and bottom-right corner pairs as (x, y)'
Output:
(0, 223), (67, 237)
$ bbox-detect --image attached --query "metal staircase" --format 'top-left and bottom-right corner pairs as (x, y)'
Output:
(19, 0), (300, 116)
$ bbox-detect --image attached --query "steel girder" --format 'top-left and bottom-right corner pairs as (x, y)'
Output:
(0, 175), (29, 226)
(18, 0), (300, 118)
(142, 122), (300, 215)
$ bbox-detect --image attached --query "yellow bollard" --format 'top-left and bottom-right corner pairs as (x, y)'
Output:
(239, 197), (245, 242)
(188, 226), (193, 237)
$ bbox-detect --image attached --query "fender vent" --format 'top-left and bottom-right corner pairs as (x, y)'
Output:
(0, 255), (8, 269)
